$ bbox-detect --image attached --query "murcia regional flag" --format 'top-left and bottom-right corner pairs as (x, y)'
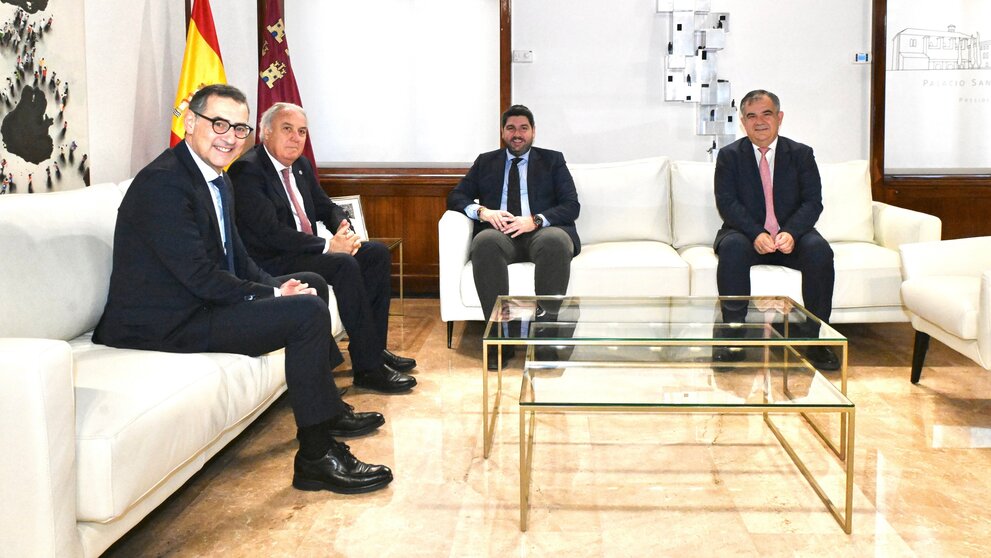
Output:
(170, 0), (227, 147)
(257, 0), (317, 169)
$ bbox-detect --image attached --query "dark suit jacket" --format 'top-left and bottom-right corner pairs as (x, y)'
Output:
(446, 146), (582, 255)
(93, 142), (279, 352)
(713, 135), (823, 251)
(228, 144), (350, 272)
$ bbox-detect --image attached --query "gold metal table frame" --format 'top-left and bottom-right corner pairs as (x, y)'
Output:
(480, 295), (854, 533)
(370, 237), (403, 315)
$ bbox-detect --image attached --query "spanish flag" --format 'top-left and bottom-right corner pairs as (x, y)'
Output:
(170, 0), (226, 147)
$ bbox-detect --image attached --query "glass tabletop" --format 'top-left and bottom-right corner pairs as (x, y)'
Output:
(520, 361), (852, 409)
(483, 295), (845, 344)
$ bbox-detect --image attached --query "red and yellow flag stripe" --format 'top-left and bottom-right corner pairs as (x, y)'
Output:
(170, 0), (227, 147)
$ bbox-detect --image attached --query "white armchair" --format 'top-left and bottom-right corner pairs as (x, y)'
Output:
(899, 236), (991, 383)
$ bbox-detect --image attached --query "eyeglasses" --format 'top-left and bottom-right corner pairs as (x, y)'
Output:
(191, 110), (254, 139)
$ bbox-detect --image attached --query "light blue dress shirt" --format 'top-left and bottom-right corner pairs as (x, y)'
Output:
(465, 149), (549, 225)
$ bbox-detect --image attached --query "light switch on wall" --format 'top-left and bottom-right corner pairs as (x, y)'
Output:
(512, 50), (534, 63)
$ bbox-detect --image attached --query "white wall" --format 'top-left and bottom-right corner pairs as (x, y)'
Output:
(286, 0), (500, 165)
(85, 1), (871, 182)
(513, 0), (872, 164)
(85, 0), (256, 184)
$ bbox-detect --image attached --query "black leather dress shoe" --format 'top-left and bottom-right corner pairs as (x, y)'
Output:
(292, 441), (393, 494)
(486, 345), (516, 371)
(806, 346), (840, 371)
(713, 346), (747, 363)
(382, 349), (417, 372)
(326, 403), (385, 437)
(712, 346), (747, 372)
(354, 363), (417, 393)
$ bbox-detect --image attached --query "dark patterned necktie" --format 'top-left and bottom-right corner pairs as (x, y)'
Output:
(212, 175), (235, 272)
(507, 157), (522, 216)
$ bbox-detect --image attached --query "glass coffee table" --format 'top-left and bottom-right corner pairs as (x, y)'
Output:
(481, 295), (854, 533)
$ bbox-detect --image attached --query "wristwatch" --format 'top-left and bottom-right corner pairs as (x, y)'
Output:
(533, 214), (544, 229)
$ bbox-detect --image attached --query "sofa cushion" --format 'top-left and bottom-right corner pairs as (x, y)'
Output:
(831, 242), (904, 308)
(670, 160), (719, 249)
(70, 338), (285, 522)
(458, 241), (691, 308)
(680, 241), (904, 310)
(0, 184), (122, 340)
(568, 156), (671, 245)
(568, 241), (690, 297)
(901, 276), (980, 340)
(817, 160), (874, 243)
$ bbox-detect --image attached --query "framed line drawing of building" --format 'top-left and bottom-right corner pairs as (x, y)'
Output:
(870, 0), (991, 240)
(877, 0), (991, 175)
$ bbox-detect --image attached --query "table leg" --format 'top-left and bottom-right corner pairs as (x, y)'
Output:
(520, 407), (535, 531)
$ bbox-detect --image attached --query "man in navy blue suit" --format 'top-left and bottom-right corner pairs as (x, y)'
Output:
(713, 89), (838, 371)
(447, 105), (581, 367)
(228, 102), (416, 394)
(94, 84), (393, 494)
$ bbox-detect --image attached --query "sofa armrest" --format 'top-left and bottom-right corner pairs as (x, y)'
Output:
(980, 271), (991, 368)
(0, 339), (82, 558)
(438, 210), (473, 321)
(900, 236), (991, 280)
(872, 201), (942, 251)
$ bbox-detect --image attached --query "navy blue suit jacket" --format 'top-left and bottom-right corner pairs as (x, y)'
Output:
(228, 144), (350, 273)
(713, 135), (823, 251)
(447, 146), (582, 255)
(94, 142), (279, 352)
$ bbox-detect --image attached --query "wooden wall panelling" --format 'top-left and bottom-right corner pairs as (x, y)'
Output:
(319, 169), (465, 296)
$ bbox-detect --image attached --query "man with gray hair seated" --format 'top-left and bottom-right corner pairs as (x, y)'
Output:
(229, 102), (417, 393)
(713, 89), (838, 371)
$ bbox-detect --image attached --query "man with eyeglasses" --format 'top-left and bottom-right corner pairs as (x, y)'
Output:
(229, 102), (417, 394)
(94, 84), (395, 494)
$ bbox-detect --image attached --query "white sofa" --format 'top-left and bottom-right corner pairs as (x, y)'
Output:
(0, 183), (344, 557)
(439, 156), (942, 346)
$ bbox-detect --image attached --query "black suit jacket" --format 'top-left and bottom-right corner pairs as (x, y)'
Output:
(228, 144), (350, 272)
(713, 135), (823, 251)
(94, 142), (279, 352)
(446, 146), (582, 255)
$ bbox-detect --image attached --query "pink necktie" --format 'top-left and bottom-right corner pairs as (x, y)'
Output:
(758, 147), (779, 237)
(280, 167), (313, 235)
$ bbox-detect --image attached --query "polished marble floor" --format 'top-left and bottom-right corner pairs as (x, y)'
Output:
(104, 298), (991, 557)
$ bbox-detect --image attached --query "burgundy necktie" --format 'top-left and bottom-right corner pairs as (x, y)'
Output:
(758, 147), (779, 237)
(280, 167), (313, 235)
